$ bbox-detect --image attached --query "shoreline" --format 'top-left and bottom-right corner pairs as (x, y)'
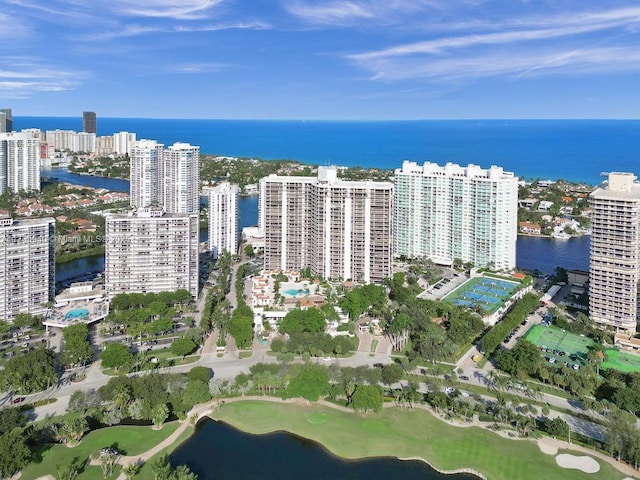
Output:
(517, 232), (588, 239)
(202, 396), (488, 480)
(198, 396), (635, 480)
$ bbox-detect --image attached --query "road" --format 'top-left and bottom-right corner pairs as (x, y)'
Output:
(2, 274), (610, 444)
(26, 347), (394, 420)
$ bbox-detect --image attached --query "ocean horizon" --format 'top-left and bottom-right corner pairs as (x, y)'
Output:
(18, 117), (640, 185)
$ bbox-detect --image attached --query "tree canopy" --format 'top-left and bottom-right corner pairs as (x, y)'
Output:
(62, 323), (94, 366)
(171, 338), (198, 357)
(284, 364), (329, 401)
(279, 309), (326, 335)
(100, 343), (133, 370)
(0, 348), (58, 394)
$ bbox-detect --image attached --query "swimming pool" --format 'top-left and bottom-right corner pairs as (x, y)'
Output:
(283, 288), (310, 296)
(65, 308), (90, 320)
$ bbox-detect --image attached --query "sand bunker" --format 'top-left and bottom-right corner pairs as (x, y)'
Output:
(556, 454), (600, 473)
(537, 438), (558, 455)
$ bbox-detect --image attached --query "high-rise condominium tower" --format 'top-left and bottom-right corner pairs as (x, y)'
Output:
(0, 215), (55, 321)
(209, 182), (239, 259)
(104, 207), (199, 298)
(393, 161), (518, 271)
(260, 167), (393, 283)
(129, 140), (199, 214)
(130, 140), (163, 210)
(82, 111), (96, 134)
(589, 173), (640, 334)
(113, 132), (136, 155)
(0, 132), (41, 194)
(0, 108), (12, 133)
(161, 143), (200, 214)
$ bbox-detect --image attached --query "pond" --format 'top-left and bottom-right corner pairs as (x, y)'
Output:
(170, 418), (481, 480)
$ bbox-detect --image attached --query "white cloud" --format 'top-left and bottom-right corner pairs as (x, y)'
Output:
(0, 12), (31, 37)
(346, 5), (640, 82)
(285, 0), (441, 25)
(165, 63), (228, 74)
(83, 20), (270, 41)
(286, 1), (375, 24)
(108, 0), (225, 20)
(0, 58), (86, 98)
(362, 46), (640, 82)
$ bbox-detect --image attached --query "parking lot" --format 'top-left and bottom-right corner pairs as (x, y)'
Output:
(419, 271), (469, 300)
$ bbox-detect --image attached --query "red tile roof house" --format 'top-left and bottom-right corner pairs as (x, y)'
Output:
(519, 221), (541, 235)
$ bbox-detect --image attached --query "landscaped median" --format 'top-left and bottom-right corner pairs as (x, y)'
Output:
(211, 400), (627, 480)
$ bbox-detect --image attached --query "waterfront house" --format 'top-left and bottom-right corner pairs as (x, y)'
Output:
(519, 221), (541, 235)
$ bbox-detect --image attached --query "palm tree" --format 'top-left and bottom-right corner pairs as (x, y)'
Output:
(152, 403), (169, 430)
(403, 382), (421, 409)
(122, 462), (141, 479)
(113, 386), (131, 413)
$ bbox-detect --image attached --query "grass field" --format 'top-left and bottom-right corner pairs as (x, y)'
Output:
(443, 276), (520, 314)
(213, 400), (626, 480)
(20, 422), (180, 480)
(601, 348), (640, 373)
(525, 325), (640, 374)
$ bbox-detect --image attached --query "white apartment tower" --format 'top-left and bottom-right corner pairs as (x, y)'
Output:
(161, 143), (199, 214)
(589, 173), (640, 334)
(129, 140), (199, 214)
(0, 131), (41, 194)
(104, 207), (199, 298)
(113, 132), (136, 155)
(260, 167), (393, 283)
(209, 182), (239, 259)
(0, 215), (55, 321)
(393, 161), (518, 271)
(129, 140), (163, 209)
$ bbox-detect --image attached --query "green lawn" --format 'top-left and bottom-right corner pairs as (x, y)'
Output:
(213, 400), (626, 480)
(135, 426), (195, 480)
(21, 422), (180, 480)
(602, 349), (640, 373)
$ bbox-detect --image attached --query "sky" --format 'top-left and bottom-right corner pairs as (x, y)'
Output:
(1, 0), (640, 119)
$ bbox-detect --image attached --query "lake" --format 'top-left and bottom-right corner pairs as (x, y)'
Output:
(170, 418), (480, 480)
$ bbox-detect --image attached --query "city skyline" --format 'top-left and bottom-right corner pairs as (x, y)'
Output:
(1, 1), (639, 120)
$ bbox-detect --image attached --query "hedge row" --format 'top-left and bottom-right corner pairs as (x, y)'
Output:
(480, 293), (540, 355)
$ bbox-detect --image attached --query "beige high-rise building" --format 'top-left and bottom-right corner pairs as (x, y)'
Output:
(0, 215), (55, 321)
(589, 172), (640, 334)
(260, 167), (393, 283)
(104, 207), (199, 298)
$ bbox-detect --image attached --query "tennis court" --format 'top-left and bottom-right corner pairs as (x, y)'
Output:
(601, 349), (640, 374)
(526, 324), (640, 374)
(525, 325), (593, 367)
(443, 276), (521, 314)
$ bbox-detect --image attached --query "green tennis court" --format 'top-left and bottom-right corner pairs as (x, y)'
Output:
(601, 348), (640, 373)
(525, 325), (593, 367)
(526, 324), (640, 374)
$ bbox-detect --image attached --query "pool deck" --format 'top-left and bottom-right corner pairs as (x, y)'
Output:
(42, 288), (109, 329)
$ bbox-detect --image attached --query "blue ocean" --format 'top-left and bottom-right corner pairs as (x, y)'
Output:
(16, 117), (640, 185)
